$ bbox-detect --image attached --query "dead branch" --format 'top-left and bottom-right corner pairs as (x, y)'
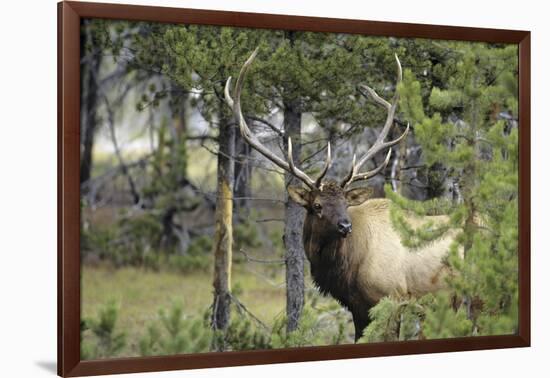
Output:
(238, 249), (285, 265)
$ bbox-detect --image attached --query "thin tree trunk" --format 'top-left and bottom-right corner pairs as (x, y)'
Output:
(234, 132), (252, 218)
(170, 91), (188, 183)
(80, 22), (102, 185)
(392, 126), (408, 195)
(211, 115), (236, 351)
(460, 88), (479, 324)
(283, 101), (306, 332)
(282, 30), (306, 332)
(104, 96), (140, 205)
(160, 91), (190, 254)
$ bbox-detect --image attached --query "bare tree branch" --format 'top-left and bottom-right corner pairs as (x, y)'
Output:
(238, 249), (285, 265)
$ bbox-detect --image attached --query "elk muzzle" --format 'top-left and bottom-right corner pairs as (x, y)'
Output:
(337, 219), (352, 237)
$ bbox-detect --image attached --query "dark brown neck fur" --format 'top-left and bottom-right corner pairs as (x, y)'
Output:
(303, 213), (358, 310)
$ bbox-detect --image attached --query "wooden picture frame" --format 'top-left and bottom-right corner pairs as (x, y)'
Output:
(58, 1), (531, 376)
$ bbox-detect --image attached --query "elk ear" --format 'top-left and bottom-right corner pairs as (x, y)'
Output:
(345, 187), (373, 207)
(288, 186), (310, 207)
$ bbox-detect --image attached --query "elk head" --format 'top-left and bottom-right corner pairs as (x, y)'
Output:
(287, 182), (373, 237)
(224, 48), (409, 238)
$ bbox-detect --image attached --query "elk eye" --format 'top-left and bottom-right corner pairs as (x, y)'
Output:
(313, 203), (322, 211)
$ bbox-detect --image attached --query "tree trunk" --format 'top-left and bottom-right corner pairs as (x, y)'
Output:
(80, 22), (102, 185)
(283, 101), (306, 332)
(393, 126), (409, 195)
(104, 96), (141, 205)
(234, 131), (252, 218)
(211, 116), (235, 351)
(160, 91), (190, 254)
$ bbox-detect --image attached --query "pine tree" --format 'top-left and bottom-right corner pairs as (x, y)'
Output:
(81, 301), (126, 359)
(139, 303), (211, 356)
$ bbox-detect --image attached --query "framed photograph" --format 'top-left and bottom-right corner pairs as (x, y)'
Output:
(58, 1), (530, 376)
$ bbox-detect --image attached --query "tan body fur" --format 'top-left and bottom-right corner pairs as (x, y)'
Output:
(347, 199), (454, 302)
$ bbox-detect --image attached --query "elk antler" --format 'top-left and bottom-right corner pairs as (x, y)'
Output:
(225, 48), (332, 190)
(340, 54), (410, 189)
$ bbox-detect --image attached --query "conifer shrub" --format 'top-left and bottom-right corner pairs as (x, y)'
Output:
(81, 301), (126, 359)
(139, 302), (211, 356)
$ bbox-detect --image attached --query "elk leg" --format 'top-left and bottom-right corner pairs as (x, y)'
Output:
(352, 311), (371, 342)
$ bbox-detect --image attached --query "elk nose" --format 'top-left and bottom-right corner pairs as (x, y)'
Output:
(337, 220), (352, 236)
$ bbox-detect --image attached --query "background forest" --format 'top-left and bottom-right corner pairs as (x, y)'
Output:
(79, 19), (519, 359)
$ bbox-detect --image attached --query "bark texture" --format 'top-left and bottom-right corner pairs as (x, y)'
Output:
(283, 102), (306, 332)
(211, 118), (235, 351)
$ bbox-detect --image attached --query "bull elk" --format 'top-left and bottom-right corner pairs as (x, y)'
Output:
(225, 49), (456, 341)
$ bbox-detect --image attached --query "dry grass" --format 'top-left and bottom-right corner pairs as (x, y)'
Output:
(81, 263), (289, 354)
